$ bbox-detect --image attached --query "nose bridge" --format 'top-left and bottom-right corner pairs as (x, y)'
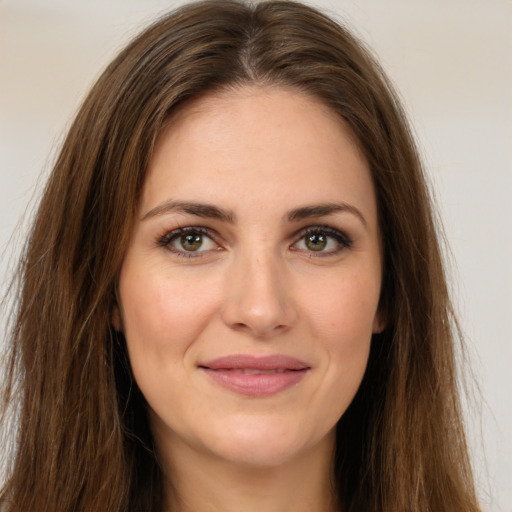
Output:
(220, 242), (296, 338)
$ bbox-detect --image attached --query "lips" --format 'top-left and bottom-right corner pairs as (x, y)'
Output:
(199, 354), (310, 397)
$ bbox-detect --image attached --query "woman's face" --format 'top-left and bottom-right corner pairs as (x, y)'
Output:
(115, 86), (384, 469)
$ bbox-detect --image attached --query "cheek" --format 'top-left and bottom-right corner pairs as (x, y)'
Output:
(117, 266), (223, 398)
(297, 269), (379, 406)
(117, 266), (224, 424)
(300, 267), (381, 344)
(120, 267), (217, 348)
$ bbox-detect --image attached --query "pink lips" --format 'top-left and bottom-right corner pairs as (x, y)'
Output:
(199, 354), (310, 397)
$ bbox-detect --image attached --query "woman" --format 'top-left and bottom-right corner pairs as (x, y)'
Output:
(0, 1), (482, 511)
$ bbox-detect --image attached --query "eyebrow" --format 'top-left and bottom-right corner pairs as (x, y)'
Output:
(142, 199), (367, 228)
(287, 202), (367, 228)
(141, 200), (235, 222)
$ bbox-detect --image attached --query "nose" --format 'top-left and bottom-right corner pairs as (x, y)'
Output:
(220, 250), (298, 339)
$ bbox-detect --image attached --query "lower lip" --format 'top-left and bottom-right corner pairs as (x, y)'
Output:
(201, 368), (308, 397)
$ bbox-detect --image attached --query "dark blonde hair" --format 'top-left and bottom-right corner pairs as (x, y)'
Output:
(1, 1), (480, 511)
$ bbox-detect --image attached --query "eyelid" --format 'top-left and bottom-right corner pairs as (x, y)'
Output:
(156, 223), (353, 258)
(157, 226), (222, 257)
(290, 224), (353, 254)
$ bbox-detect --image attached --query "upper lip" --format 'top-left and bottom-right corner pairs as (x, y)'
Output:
(199, 354), (310, 371)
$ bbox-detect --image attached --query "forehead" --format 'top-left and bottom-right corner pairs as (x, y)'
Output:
(142, 86), (375, 221)
(161, 85), (363, 156)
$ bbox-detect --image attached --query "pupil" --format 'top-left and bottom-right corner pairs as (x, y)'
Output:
(306, 233), (326, 251)
(181, 233), (202, 251)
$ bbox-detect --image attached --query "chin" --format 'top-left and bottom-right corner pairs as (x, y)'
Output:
(202, 415), (330, 468)
(212, 439), (304, 469)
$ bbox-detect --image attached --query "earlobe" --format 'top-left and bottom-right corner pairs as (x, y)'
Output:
(372, 309), (386, 334)
(111, 283), (125, 332)
(111, 304), (123, 332)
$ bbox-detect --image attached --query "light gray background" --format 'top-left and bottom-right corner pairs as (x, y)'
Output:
(1, 1), (511, 510)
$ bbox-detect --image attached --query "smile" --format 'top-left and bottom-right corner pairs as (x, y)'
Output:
(219, 368), (290, 374)
(199, 354), (311, 397)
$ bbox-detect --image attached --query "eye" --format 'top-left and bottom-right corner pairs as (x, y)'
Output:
(158, 227), (218, 256)
(292, 227), (352, 254)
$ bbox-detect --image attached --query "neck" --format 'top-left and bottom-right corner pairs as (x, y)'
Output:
(157, 432), (339, 512)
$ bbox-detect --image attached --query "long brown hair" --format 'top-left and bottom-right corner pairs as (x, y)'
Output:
(1, 1), (481, 511)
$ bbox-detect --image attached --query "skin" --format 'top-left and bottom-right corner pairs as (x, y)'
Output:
(114, 86), (384, 512)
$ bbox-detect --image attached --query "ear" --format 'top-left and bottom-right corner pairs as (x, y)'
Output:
(372, 308), (386, 334)
(111, 304), (123, 332)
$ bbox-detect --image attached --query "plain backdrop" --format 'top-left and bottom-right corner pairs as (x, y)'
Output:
(1, 0), (511, 510)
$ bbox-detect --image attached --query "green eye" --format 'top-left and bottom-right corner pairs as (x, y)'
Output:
(180, 233), (203, 251)
(161, 229), (218, 255)
(293, 227), (352, 255)
(305, 233), (327, 251)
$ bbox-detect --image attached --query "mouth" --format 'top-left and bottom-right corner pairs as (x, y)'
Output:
(198, 354), (310, 397)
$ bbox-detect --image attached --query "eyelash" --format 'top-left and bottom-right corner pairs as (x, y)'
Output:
(156, 225), (353, 258)
(157, 226), (217, 258)
(293, 226), (353, 256)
